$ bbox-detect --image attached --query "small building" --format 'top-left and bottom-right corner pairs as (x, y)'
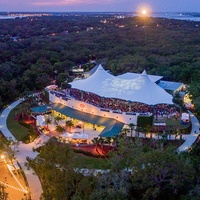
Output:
(86, 27), (93, 31)
(70, 66), (84, 76)
(157, 80), (184, 96)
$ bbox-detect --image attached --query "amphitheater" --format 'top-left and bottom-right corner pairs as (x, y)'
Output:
(45, 64), (180, 137)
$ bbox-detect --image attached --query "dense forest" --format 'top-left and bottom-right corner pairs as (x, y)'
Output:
(29, 137), (200, 200)
(0, 13), (200, 112)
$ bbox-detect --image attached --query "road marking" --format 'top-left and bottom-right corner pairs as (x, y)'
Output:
(0, 180), (27, 193)
(6, 163), (28, 193)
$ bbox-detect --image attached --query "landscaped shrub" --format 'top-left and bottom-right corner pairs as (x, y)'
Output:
(44, 90), (49, 104)
(18, 116), (38, 143)
(137, 115), (154, 127)
(73, 148), (108, 158)
(180, 122), (192, 134)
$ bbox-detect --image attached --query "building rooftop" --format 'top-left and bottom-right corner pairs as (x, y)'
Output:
(158, 81), (183, 91)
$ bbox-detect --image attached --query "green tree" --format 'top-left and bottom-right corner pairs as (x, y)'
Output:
(91, 137), (99, 151)
(29, 139), (95, 200)
(55, 72), (69, 87)
(135, 126), (142, 138)
(65, 120), (74, 133)
(55, 125), (65, 135)
(89, 171), (130, 200)
(54, 115), (63, 126)
(105, 136), (111, 147)
(128, 123), (135, 138)
(98, 137), (105, 150)
(45, 117), (52, 130)
(130, 146), (195, 199)
(0, 184), (8, 200)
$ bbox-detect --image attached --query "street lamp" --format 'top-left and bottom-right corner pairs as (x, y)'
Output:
(1, 154), (6, 164)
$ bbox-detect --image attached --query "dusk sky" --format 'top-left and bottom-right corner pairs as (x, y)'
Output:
(1, 0), (200, 13)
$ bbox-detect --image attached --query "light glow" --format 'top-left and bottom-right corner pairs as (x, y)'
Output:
(137, 4), (152, 17)
(142, 9), (147, 16)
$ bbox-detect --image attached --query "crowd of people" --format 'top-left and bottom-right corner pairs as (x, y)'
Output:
(68, 88), (179, 116)
(154, 104), (179, 118)
(48, 87), (179, 117)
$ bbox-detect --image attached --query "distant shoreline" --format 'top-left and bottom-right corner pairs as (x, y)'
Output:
(0, 12), (200, 22)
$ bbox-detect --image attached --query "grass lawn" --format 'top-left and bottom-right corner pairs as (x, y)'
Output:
(73, 153), (111, 169)
(6, 105), (28, 141)
(154, 117), (190, 130)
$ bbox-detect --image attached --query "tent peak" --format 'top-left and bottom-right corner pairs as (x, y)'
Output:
(141, 70), (147, 76)
(97, 64), (104, 70)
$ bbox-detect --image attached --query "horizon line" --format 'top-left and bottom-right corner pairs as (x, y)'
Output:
(0, 11), (199, 13)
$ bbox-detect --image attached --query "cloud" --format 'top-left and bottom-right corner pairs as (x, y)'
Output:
(32, 0), (115, 7)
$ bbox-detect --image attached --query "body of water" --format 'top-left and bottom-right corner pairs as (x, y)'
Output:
(0, 16), (15, 19)
(0, 12), (200, 22)
(150, 12), (200, 22)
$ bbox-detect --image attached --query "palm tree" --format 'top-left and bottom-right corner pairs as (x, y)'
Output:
(91, 137), (99, 151)
(105, 136), (111, 147)
(112, 135), (119, 150)
(121, 127), (129, 137)
(98, 137), (105, 151)
(55, 125), (65, 135)
(142, 127), (147, 138)
(45, 117), (52, 130)
(65, 120), (74, 133)
(129, 123), (135, 138)
(135, 126), (142, 138)
(164, 130), (170, 141)
(54, 115), (63, 126)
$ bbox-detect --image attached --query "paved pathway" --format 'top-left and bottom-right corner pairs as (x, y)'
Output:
(0, 100), (22, 141)
(0, 99), (49, 200)
(177, 111), (200, 152)
(128, 111), (200, 152)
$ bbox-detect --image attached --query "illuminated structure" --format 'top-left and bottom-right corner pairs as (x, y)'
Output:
(46, 65), (174, 128)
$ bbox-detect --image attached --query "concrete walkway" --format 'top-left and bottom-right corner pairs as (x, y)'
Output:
(128, 111), (200, 152)
(177, 111), (200, 152)
(0, 100), (22, 142)
(0, 99), (49, 200)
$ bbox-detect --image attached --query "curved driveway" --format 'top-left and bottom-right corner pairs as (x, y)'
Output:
(177, 111), (200, 152)
(0, 99), (49, 200)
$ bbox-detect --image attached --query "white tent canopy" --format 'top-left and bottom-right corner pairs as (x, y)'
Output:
(181, 113), (190, 121)
(117, 72), (163, 83)
(62, 132), (88, 139)
(36, 115), (46, 126)
(69, 65), (173, 105)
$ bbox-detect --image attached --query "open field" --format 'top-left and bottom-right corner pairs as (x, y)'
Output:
(6, 105), (28, 141)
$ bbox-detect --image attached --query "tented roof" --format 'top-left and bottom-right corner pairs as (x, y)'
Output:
(117, 72), (163, 83)
(84, 64), (99, 77)
(52, 103), (124, 137)
(158, 80), (183, 91)
(36, 115), (45, 126)
(69, 65), (173, 105)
